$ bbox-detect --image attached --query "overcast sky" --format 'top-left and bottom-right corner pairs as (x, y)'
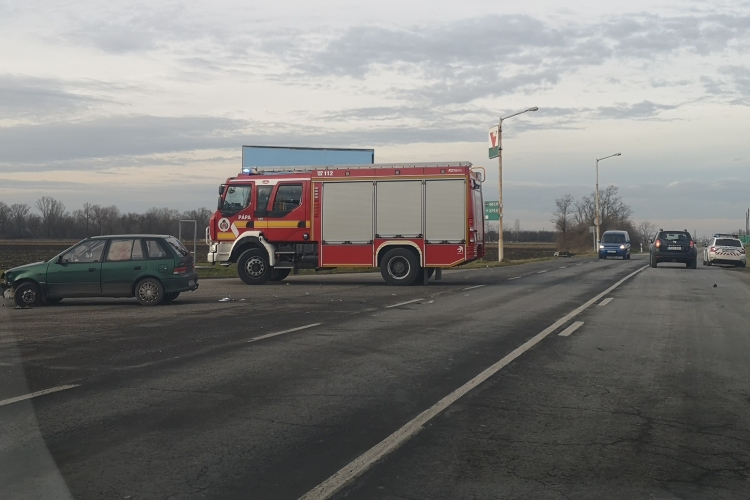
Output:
(1, 0), (749, 236)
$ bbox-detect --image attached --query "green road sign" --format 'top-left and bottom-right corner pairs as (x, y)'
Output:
(484, 201), (500, 221)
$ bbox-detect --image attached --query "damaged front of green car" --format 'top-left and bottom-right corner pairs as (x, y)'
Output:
(1, 261), (49, 307)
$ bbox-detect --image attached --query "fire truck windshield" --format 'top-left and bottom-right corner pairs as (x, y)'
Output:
(221, 185), (251, 216)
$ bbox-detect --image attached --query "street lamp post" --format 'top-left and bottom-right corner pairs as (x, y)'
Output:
(594, 153), (622, 253)
(497, 106), (538, 262)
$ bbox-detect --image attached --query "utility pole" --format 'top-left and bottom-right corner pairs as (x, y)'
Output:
(594, 153), (622, 251)
(495, 106), (538, 262)
(746, 208), (749, 235)
(497, 119), (504, 262)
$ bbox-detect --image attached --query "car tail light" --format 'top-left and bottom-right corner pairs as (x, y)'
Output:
(709, 246), (716, 253)
(655, 240), (661, 248)
(741, 248), (746, 254)
(173, 266), (188, 274)
(689, 241), (694, 248)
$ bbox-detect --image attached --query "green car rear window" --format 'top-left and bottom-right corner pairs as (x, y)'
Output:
(146, 240), (169, 259)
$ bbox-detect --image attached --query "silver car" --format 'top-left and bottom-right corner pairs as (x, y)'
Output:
(702, 235), (747, 267)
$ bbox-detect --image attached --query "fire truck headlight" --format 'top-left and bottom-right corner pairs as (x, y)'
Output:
(303, 233), (310, 240)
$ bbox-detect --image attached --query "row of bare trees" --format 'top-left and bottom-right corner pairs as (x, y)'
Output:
(0, 197), (212, 240)
(552, 186), (654, 250)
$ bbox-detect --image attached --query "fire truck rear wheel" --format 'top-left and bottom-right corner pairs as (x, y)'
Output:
(270, 269), (291, 281)
(381, 248), (420, 286)
(238, 248), (272, 285)
(413, 267), (435, 285)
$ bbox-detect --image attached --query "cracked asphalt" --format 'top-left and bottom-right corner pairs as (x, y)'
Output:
(1, 255), (749, 499)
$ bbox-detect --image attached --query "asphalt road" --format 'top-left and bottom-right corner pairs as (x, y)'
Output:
(1, 255), (749, 499)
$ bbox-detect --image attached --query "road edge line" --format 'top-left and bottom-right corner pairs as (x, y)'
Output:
(249, 323), (322, 342)
(298, 265), (648, 500)
(385, 299), (424, 309)
(0, 384), (81, 407)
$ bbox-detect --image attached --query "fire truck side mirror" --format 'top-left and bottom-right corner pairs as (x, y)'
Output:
(219, 184), (226, 195)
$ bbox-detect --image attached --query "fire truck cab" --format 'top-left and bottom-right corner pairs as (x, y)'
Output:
(207, 162), (485, 286)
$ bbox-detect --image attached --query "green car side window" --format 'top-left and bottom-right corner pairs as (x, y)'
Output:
(61, 240), (107, 264)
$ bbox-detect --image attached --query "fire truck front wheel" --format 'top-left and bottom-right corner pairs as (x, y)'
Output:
(237, 248), (272, 285)
(381, 248), (421, 286)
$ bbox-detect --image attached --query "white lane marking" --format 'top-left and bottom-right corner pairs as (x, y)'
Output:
(463, 285), (486, 290)
(559, 266), (567, 269)
(598, 298), (613, 307)
(576, 263), (583, 266)
(0, 384), (80, 407)
(248, 323), (322, 342)
(299, 265), (649, 500)
(508, 276), (522, 280)
(537, 270), (548, 274)
(385, 299), (423, 309)
(558, 321), (584, 337)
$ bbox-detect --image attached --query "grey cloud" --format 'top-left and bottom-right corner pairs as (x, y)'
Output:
(62, 7), (223, 54)
(719, 65), (750, 98)
(0, 115), (252, 163)
(0, 113), (484, 167)
(596, 101), (678, 120)
(0, 74), (102, 118)
(602, 14), (750, 58)
(264, 13), (749, 107)
(292, 16), (576, 78)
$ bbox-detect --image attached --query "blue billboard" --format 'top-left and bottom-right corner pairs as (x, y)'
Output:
(242, 146), (374, 169)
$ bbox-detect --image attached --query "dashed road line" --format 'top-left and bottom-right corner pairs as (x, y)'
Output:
(537, 270), (548, 274)
(248, 323), (322, 342)
(598, 298), (613, 307)
(0, 384), (81, 407)
(385, 298), (424, 309)
(508, 276), (523, 281)
(463, 285), (486, 290)
(558, 321), (584, 337)
(299, 265), (648, 500)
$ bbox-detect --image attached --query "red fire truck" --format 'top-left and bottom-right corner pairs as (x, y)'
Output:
(206, 162), (485, 286)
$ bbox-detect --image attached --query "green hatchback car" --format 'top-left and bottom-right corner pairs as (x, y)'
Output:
(1, 235), (199, 307)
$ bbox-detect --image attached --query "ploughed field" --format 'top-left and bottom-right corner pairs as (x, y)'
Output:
(1, 240), (556, 273)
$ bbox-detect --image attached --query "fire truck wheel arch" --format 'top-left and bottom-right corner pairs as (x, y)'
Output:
(229, 234), (275, 266)
(376, 242), (423, 267)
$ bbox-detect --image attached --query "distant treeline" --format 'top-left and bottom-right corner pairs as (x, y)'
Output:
(484, 229), (556, 243)
(0, 197), (212, 240)
(551, 185), (651, 250)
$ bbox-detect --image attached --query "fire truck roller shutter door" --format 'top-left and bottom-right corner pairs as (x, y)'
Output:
(425, 179), (466, 243)
(376, 181), (423, 238)
(322, 182), (374, 243)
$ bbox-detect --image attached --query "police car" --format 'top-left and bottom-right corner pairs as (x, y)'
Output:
(702, 234), (747, 267)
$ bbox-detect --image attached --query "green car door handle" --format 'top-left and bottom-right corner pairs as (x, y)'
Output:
(89, 268), (96, 272)
(134, 266), (142, 270)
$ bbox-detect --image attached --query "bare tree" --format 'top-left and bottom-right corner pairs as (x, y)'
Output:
(552, 194), (574, 234)
(9, 203), (31, 238)
(0, 201), (10, 237)
(36, 196), (66, 238)
(513, 219), (521, 240)
(637, 221), (657, 246)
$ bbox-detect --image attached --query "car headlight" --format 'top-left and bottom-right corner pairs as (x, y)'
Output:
(599, 245), (604, 249)
(620, 244), (626, 249)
